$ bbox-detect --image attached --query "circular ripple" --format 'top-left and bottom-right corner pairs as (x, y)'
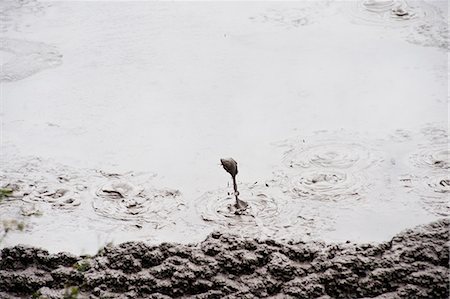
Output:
(196, 184), (299, 237)
(22, 185), (81, 210)
(426, 176), (450, 195)
(407, 173), (450, 217)
(283, 170), (365, 201)
(344, 0), (439, 27)
(283, 142), (380, 171)
(249, 2), (333, 28)
(410, 147), (449, 170)
(92, 181), (183, 228)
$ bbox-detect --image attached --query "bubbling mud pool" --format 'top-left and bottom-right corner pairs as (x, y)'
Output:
(1, 124), (448, 253)
(0, 0), (448, 254)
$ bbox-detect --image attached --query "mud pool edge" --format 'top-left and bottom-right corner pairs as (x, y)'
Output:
(0, 218), (448, 299)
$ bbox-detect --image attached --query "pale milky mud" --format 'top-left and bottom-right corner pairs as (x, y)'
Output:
(0, 156), (184, 253)
(0, 0), (448, 254)
(0, 0), (48, 33)
(0, 38), (63, 82)
(0, 1), (62, 82)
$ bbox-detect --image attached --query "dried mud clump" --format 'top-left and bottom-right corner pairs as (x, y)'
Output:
(0, 219), (448, 299)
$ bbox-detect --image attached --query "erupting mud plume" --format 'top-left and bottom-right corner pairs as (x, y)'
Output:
(220, 158), (248, 210)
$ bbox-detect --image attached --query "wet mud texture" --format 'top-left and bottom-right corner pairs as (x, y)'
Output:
(0, 219), (448, 299)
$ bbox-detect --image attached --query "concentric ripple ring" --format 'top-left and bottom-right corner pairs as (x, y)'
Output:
(283, 142), (381, 171)
(92, 180), (182, 228)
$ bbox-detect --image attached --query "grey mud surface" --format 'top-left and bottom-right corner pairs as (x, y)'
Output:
(0, 219), (448, 299)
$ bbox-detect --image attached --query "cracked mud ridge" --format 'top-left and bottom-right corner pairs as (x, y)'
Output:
(0, 219), (448, 299)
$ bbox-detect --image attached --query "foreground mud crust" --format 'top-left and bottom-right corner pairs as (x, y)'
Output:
(0, 219), (448, 299)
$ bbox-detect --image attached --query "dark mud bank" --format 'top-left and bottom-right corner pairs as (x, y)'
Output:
(1, 219), (448, 299)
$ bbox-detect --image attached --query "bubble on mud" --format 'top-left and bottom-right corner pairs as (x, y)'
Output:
(283, 141), (381, 171)
(22, 186), (81, 210)
(0, 37), (63, 82)
(92, 180), (183, 228)
(344, 0), (440, 27)
(250, 2), (332, 28)
(196, 183), (301, 238)
(410, 147), (450, 170)
(281, 170), (366, 201)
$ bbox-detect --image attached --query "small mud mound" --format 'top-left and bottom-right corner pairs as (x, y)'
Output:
(283, 141), (381, 170)
(0, 37), (62, 82)
(249, 2), (333, 28)
(92, 180), (183, 228)
(343, 0), (439, 27)
(281, 170), (365, 201)
(196, 184), (300, 238)
(0, 219), (448, 299)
